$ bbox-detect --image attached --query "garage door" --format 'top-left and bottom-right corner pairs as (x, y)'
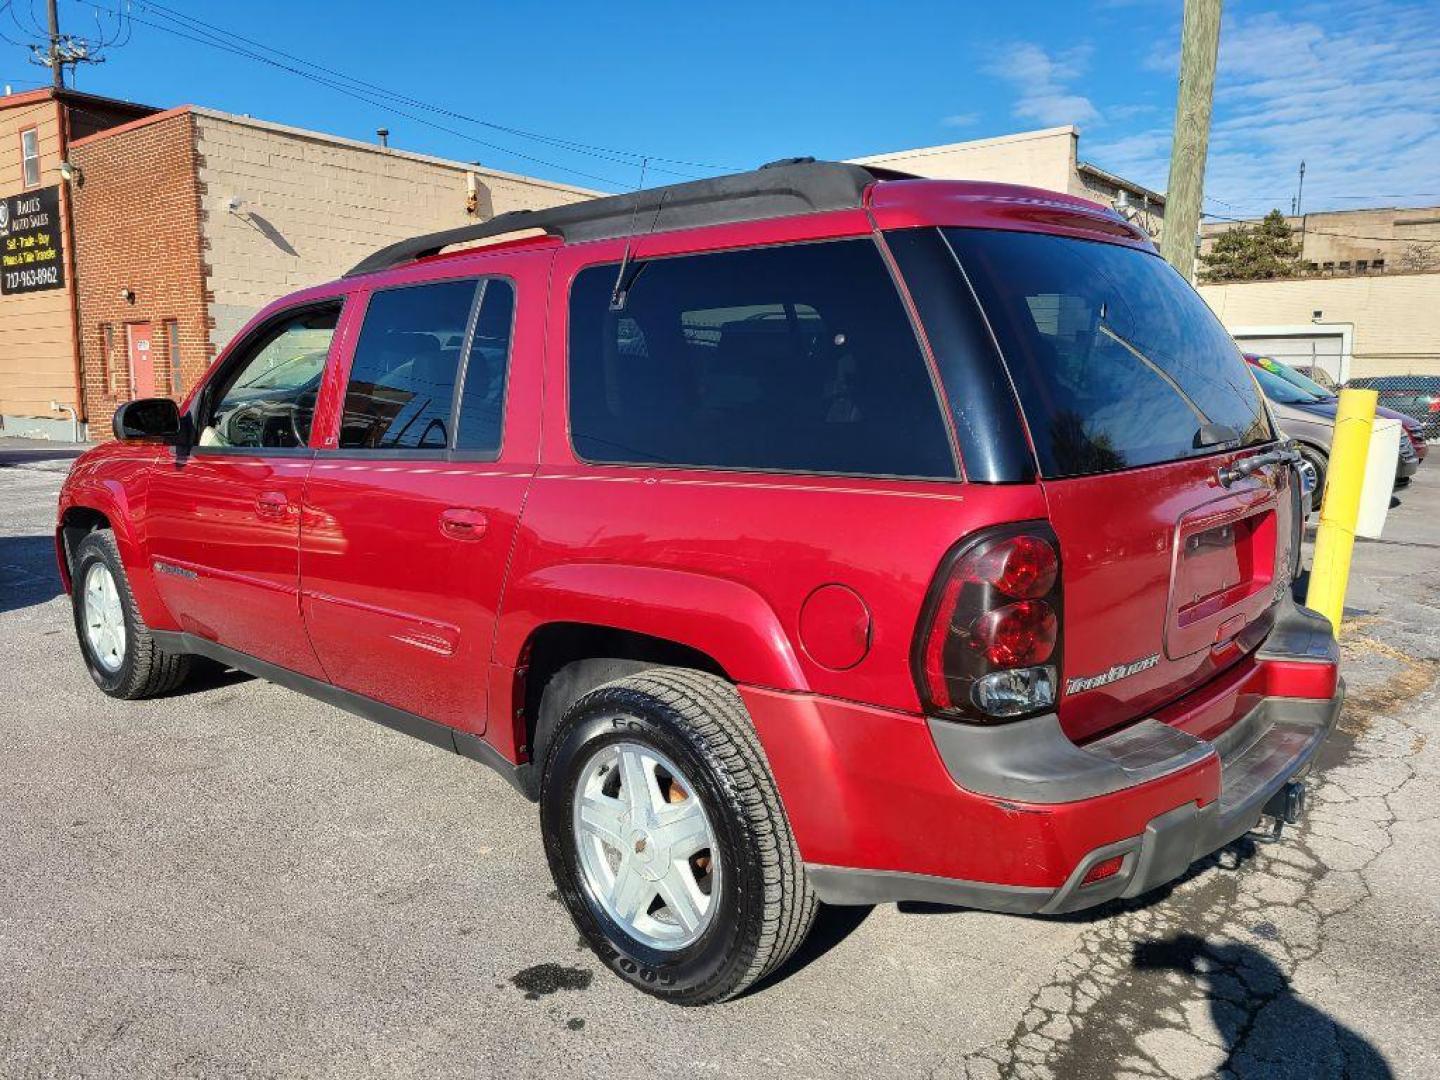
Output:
(1234, 332), (1346, 383)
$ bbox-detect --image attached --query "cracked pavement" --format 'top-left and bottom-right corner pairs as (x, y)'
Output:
(1, 449), (1437, 1079)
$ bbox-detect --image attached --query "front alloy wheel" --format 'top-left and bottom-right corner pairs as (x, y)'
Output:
(82, 562), (127, 673)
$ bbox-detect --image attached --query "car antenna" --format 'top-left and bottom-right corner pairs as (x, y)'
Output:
(610, 157), (669, 311)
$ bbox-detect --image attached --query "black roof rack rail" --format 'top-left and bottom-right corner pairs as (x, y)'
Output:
(344, 158), (916, 278)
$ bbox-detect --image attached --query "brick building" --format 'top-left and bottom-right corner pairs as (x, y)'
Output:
(0, 88), (156, 438)
(67, 105), (595, 439)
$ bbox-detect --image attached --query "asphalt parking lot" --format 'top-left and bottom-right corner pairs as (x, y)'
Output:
(2, 448), (1438, 1079)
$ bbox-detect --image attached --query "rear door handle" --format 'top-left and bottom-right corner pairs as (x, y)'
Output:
(255, 491), (289, 520)
(440, 508), (489, 542)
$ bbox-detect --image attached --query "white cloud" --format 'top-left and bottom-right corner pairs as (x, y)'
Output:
(941, 112), (981, 128)
(1086, 2), (1440, 213)
(986, 42), (1101, 127)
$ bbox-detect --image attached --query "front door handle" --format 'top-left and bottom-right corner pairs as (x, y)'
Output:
(255, 490), (289, 520)
(440, 507), (489, 542)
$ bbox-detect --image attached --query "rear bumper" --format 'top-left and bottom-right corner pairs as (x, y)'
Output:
(743, 599), (1342, 914)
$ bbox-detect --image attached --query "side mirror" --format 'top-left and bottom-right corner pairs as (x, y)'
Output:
(112, 397), (181, 442)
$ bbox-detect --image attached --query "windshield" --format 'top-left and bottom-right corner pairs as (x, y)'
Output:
(1249, 355), (1334, 399)
(234, 345), (330, 392)
(1251, 363), (1325, 405)
(942, 228), (1272, 478)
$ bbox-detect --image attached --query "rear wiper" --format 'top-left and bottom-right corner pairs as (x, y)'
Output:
(1216, 441), (1304, 487)
(1098, 323), (1212, 428)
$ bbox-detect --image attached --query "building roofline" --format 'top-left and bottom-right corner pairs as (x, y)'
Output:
(1077, 160), (1166, 206)
(190, 106), (602, 196)
(0, 85), (156, 116)
(851, 125), (1079, 165)
(67, 101), (601, 196)
(68, 104), (193, 150)
(1200, 204), (1440, 231)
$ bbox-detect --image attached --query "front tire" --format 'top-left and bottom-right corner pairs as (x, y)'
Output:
(540, 668), (817, 1005)
(70, 529), (191, 699)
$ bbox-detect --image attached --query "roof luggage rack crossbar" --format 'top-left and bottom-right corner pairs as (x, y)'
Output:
(344, 158), (915, 278)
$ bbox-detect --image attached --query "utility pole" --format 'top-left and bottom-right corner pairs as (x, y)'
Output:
(1159, 0), (1222, 280)
(1296, 160), (1307, 259)
(47, 0), (62, 88)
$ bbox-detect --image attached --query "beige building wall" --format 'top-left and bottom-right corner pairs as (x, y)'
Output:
(851, 127), (1164, 239)
(1199, 272), (1440, 378)
(0, 95), (73, 424)
(852, 127), (1082, 196)
(193, 109), (597, 351)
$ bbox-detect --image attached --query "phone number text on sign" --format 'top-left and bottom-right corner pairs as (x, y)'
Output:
(0, 186), (66, 295)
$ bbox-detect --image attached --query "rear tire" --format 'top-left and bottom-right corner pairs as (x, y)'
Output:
(70, 529), (191, 699)
(540, 667), (817, 1005)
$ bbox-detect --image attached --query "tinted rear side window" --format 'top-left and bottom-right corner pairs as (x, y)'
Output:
(568, 239), (956, 478)
(340, 280), (477, 450)
(944, 229), (1272, 478)
(454, 279), (515, 454)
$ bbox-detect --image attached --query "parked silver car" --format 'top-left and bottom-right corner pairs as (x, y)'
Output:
(1251, 364), (1419, 493)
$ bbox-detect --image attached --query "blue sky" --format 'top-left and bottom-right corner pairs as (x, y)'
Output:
(4, 0), (1438, 215)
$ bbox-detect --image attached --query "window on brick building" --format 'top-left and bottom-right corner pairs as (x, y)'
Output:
(100, 324), (117, 395)
(20, 127), (39, 189)
(1357, 260), (1369, 271)
(1373, 259), (1385, 272)
(164, 320), (182, 394)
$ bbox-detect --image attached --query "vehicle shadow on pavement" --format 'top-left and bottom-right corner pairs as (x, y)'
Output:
(162, 657), (255, 697)
(0, 535), (62, 613)
(1133, 933), (1395, 1079)
(742, 903), (874, 998)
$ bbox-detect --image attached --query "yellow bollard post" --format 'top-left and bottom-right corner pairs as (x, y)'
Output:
(1304, 387), (1378, 637)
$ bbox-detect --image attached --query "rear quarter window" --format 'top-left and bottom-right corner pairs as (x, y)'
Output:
(944, 229), (1273, 478)
(567, 238), (957, 479)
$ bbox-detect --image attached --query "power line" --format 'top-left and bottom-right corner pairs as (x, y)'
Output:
(1201, 210), (1440, 244)
(135, 0), (731, 174)
(63, 0), (735, 189)
(64, 4), (626, 187)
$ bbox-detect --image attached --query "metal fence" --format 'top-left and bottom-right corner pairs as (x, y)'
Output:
(1305, 370), (1440, 442)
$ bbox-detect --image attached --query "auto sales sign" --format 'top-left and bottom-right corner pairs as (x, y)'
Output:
(0, 186), (65, 295)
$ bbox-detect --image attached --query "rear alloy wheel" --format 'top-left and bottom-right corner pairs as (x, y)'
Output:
(572, 741), (719, 951)
(70, 529), (191, 699)
(541, 668), (817, 1005)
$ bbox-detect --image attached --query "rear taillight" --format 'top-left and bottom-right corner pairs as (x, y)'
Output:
(913, 523), (1063, 723)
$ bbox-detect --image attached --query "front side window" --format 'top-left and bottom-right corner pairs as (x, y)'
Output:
(20, 128), (39, 188)
(944, 228), (1272, 478)
(338, 280), (479, 451)
(200, 305), (339, 449)
(567, 239), (956, 478)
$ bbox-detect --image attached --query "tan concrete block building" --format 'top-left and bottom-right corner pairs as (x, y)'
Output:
(852, 126), (1166, 238)
(65, 106), (596, 439)
(1200, 206), (1440, 276)
(1199, 272), (1440, 382)
(0, 88), (155, 438)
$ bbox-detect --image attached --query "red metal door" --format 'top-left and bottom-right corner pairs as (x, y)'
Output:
(126, 322), (155, 398)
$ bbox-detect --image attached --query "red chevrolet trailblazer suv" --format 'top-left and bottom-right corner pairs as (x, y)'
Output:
(58, 160), (1341, 1005)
